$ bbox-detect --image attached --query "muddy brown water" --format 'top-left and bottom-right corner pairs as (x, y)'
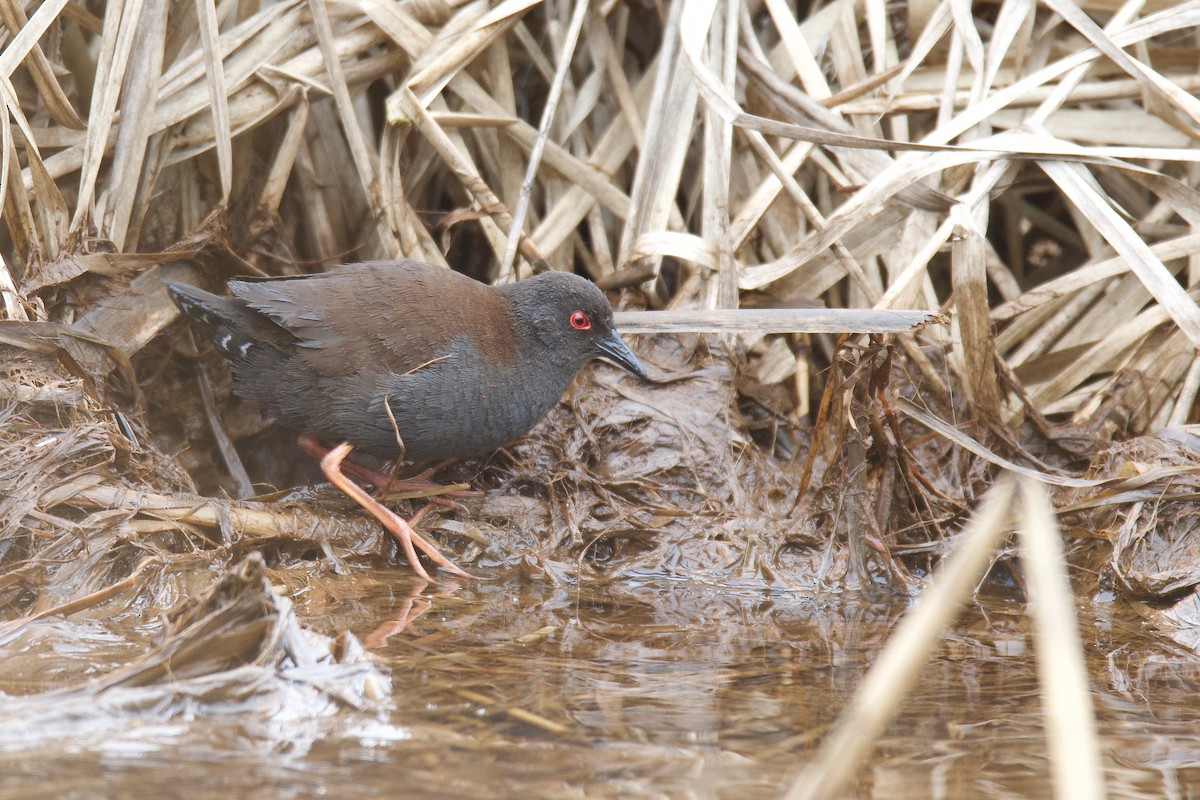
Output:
(2, 562), (1198, 800)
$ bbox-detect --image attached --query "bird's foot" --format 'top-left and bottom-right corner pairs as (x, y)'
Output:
(318, 441), (475, 581)
(298, 434), (484, 506)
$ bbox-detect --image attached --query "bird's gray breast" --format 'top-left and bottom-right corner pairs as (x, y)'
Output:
(349, 337), (573, 462)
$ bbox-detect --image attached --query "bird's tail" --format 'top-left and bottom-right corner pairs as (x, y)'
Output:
(163, 280), (265, 365)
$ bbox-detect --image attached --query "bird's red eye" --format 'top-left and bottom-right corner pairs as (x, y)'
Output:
(569, 310), (591, 330)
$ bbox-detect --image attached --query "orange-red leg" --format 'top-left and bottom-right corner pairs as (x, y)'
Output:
(319, 441), (474, 580)
(298, 434), (483, 503)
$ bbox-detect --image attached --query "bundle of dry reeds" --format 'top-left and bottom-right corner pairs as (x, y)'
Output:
(0, 0), (1189, 422)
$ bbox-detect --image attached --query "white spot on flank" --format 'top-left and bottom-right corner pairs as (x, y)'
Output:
(238, 341), (251, 356)
(219, 334), (232, 350)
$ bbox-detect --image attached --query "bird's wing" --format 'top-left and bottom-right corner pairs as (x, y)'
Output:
(228, 260), (504, 377)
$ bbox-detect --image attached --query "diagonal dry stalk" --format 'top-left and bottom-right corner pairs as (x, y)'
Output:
(783, 476), (1105, 800)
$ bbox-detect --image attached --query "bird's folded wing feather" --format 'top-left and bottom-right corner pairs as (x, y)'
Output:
(228, 261), (491, 377)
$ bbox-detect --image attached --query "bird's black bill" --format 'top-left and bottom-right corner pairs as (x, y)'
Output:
(595, 330), (648, 379)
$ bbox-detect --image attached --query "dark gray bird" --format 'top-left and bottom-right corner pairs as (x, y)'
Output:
(165, 260), (647, 579)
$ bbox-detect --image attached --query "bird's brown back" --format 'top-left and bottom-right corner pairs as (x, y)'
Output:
(229, 260), (518, 379)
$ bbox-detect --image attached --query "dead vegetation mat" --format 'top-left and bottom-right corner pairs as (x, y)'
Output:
(0, 307), (1180, 613)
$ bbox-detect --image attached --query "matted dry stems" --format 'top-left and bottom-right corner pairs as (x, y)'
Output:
(0, 3), (1196, 546)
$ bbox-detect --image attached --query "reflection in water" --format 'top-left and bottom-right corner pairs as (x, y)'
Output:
(362, 578), (435, 648)
(3, 571), (1200, 798)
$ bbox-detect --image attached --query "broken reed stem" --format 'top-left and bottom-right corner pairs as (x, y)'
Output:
(1016, 477), (1106, 800)
(47, 475), (349, 538)
(786, 475), (1107, 800)
(0, 556), (161, 639)
(784, 479), (1017, 800)
(614, 308), (944, 334)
